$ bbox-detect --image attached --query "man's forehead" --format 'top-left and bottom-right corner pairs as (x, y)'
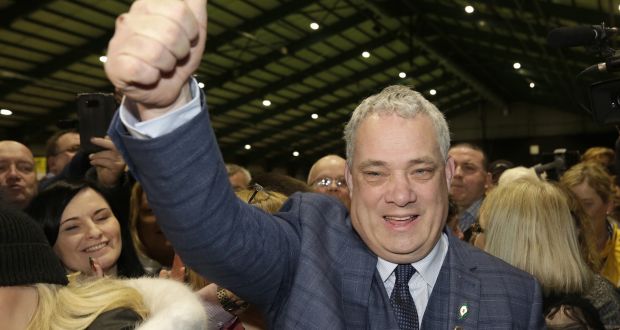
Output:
(0, 142), (34, 160)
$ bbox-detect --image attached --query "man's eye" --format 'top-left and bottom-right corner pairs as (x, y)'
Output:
(17, 164), (34, 172)
(412, 168), (434, 180)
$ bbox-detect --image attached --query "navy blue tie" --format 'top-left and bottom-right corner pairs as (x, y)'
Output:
(390, 264), (419, 330)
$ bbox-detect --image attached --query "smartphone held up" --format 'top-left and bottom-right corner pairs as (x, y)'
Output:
(76, 93), (117, 154)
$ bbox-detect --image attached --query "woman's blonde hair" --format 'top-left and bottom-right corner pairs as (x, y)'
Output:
(235, 187), (288, 214)
(28, 278), (148, 329)
(480, 177), (593, 296)
(560, 161), (614, 203)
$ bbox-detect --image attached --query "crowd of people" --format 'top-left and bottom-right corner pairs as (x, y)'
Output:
(2, 0), (620, 329)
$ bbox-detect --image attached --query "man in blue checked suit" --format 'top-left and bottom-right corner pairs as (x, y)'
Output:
(105, 0), (544, 328)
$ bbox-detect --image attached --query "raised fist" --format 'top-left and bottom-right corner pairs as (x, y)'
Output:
(105, 0), (207, 118)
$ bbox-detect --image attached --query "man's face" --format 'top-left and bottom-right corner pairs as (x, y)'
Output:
(0, 141), (38, 209)
(345, 114), (453, 264)
(229, 171), (249, 191)
(449, 146), (489, 209)
(48, 132), (80, 175)
(308, 156), (351, 209)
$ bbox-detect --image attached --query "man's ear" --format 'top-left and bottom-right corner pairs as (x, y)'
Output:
(445, 156), (455, 187)
(345, 162), (353, 198)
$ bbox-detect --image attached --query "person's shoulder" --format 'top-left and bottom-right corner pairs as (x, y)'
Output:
(282, 192), (348, 214)
(277, 192), (350, 231)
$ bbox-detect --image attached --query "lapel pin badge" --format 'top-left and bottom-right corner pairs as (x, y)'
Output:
(458, 303), (469, 320)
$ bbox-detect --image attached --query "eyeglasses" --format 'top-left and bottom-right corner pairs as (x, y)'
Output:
(312, 177), (347, 188)
(247, 183), (264, 204)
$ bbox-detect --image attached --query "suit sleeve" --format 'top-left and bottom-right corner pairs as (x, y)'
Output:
(109, 91), (301, 308)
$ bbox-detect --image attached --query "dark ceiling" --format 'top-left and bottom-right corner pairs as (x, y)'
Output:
(1, 0), (619, 171)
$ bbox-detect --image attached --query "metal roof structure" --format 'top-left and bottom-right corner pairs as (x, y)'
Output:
(1, 0), (619, 171)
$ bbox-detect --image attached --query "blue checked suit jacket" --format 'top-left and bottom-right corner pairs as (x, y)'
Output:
(110, 95), (544, 329)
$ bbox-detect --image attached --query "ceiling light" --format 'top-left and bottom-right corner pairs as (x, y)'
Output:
(311, 113), (319, 119)
(399, 72), (407, 78)
(465, 5), (474, 14)
(513, 62), (521, 70)
(262, 99), (271, 107)
(310, 22), (319, 30)
(429, 89), (437, 95)
(292, 151), (300, 157)
(244, 144), (251, 150)
(198, 82), (205, 89)
(361, 51), (370, 58)
(529, 82), (535, 88)
(0, 109), (12, 116)
(99, 56), (107, 63)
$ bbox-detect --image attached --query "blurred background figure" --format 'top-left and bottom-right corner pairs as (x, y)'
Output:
(0, 141), (38, 210)
(448, 143), (491, 237)
(43, 130), (80, 179)
(582, 147), (615, 173)
(561, 162), (620, 287)
(487, 159), (514, 188)
(307, 154), (350, 209)
(226, 164), (252, 191)
(129, 182), (174, 275)
(478, 178), (620, 328)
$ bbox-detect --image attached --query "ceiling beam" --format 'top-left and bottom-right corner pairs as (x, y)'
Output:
(204, 10), (372, 90)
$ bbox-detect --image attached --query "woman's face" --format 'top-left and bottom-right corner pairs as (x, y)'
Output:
(138, 191), (174, 267)
(54, 188), (122, 275)
(570, 181), (612, 225)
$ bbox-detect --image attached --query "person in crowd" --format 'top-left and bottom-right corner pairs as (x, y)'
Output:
(561, 162), (620, 286)
(226, 163), (251, 191)
(44, 130), (80, 178)
(26, 180), (144, 278)
(0, 140), (38, 210)
(445, 198), (464, 240)
(582, 147), (615, 171)
(307, 154), (351, 209)
(487, 159), (514, 187)
(448, 143), (491, 237)
(0, 203), (208, 330)
(129, 182), (174, 275)
(478, 178), (620, 328)
(105, 1), (543, 328)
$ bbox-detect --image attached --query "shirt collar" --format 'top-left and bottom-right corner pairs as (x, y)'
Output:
(377, 232), (449, 288)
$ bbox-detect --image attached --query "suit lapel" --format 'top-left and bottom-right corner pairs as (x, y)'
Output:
(423, 234), (481, 329)
(340, 216), (397, 329)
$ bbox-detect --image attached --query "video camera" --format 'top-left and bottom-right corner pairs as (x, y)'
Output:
(533, 148), (581, 181)
(548, 23), (620, 125)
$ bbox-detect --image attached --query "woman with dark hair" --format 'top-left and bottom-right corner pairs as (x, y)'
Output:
(26, 180), (143, 278)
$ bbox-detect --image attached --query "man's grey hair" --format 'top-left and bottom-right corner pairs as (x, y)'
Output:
(343, 85), (451, 167)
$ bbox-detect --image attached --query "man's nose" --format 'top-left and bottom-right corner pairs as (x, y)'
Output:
(385, 173), (415, 207)
(6, 164), (21, 179)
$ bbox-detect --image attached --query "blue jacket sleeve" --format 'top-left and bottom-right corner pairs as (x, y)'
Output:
(108, 92), (301, 307)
